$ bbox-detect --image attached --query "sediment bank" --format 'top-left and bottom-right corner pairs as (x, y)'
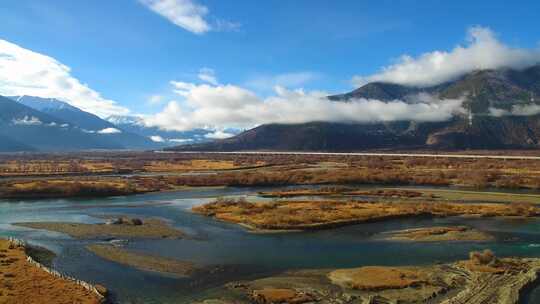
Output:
(14, 216), (185, 239)
(198, 253), (540, 304)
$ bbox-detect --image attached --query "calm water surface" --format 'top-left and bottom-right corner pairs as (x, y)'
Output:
(1, 186), (540, 303)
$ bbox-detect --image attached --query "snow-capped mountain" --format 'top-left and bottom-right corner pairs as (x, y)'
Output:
(0, 96), (160, 151)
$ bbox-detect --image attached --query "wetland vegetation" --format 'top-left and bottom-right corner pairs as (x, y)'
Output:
(3, 152), (540, 200)
(3, 152), (540, 303)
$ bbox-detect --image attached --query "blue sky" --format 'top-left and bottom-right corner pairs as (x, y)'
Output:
(1, 0), (540, 130)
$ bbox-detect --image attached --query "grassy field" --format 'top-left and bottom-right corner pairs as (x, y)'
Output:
(0, 239), (104, 304)
(2, 151), (540, 199)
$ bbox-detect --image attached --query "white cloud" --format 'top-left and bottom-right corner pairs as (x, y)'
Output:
(12, 116), (42, 126)
(490, 104), (540, 117)
(0, 39), (129, 117)
(353, 26), (540, 87)
(511, 103), (540, 116)
(140, 0), (211, 34)
(197, 68), (219, 85)
(246, 72), (319, 91)
(97, 127), (122, 134)
(147, 95), (164, 105)
(144, 80), (465, 131)
(488, 107), (509, 117)
(204, 130), (235, 139)
(150, 135), (165, 142)
(169, 138), (193, 143)
(214, 19), (241, 32)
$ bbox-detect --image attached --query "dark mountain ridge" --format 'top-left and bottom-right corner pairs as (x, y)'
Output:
(171, 65), (540, 151)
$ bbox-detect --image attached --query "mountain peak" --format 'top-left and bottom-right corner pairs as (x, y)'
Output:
(10, 96), (79, 112)
(105, 115), (145, 126)
(329, 82), (420, 102)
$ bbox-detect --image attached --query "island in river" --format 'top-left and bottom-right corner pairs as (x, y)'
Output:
(87, 244), (197, 277)
(192, 198), (539, 232)
(377, 226), (494, 242)
(14, 216), (185, 239)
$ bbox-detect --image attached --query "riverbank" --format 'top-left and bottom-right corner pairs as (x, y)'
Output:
(0, 239), (107, 304)
(192, 198), (540, 232)
(197, 252), (540, 304)
(259, 187), (540, 204)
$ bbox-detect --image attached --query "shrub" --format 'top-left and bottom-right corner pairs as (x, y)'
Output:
(469, 249), (496, 265)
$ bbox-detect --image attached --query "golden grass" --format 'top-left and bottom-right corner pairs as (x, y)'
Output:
(251, 288), (314, 304)
(328, 266), (427, 290)
(143, 159), (239, 172)
(0, 240), (102, 304)
(4, 152), (540, 200)
(0, 161), (115, 176)
(193, 199), (540, 231)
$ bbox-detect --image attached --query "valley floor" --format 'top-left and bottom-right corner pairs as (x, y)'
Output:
(2, 151), (540, 303)
(2, 150), (540, 200)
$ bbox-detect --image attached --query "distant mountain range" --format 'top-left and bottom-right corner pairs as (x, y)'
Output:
(0, 96), (163, 152)
(171, 64), (540, 151)
(5, 64), (540, 152)
(14, 96), (114, 131)
(0, 95), (239, 152)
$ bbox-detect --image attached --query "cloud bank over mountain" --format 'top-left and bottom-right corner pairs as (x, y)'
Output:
(489, 104), (540, 117)
(144, 79), (465, 131)
(353, 27), (540, 87)
(0, 40), (129, 117)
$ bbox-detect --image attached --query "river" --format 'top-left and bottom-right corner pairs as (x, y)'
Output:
(1, 186), (540, 303)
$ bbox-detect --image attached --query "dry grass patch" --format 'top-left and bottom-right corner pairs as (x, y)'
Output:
(0, 240), (103, 304)
(143, 160), (239, 172)
(193, 198), (540, 231)
(328, 266), (427, 290)
(251, 288), (314, 304)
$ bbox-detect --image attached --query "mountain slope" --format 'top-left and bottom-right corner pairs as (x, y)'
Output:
(171, 65), (540, 151)
(0, 134), (35, 152)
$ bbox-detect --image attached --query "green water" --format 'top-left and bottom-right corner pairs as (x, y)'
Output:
(1, 186), (540, 303)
